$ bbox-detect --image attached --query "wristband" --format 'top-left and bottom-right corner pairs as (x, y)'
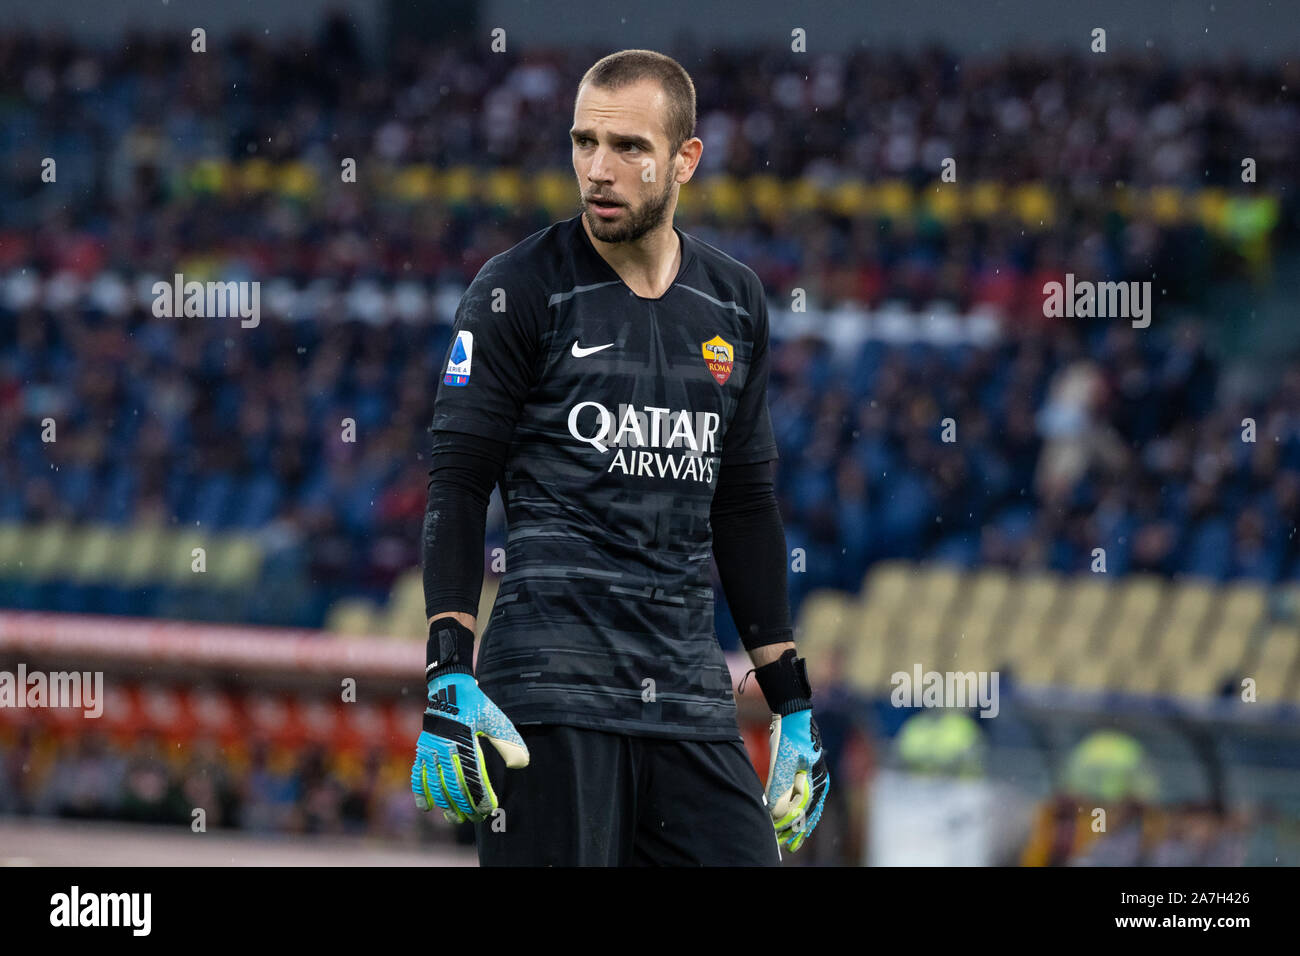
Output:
(749, 648), (813, 716)
(425, 619), (476, 681)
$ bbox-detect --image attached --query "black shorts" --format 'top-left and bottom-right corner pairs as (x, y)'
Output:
(472, 723), (782, 866)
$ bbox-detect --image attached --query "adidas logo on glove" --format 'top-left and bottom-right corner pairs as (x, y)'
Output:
(429, 686), (460, 716)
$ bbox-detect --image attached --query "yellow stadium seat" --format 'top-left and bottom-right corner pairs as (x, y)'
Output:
(1054, 597), (1105, 663)
(923, 182), (962, 224)
(67, 525), (121, 583)
(485, 169), (522, 207)
(1147, 186), (1185, 225)
(326, 599), (381, 637)
(828, 180), (871, 217)
(746, 175), (786, 219)
(794, 590), (851, 665)
(914, 565), (964, 613)
(948, 632), (996, 674)
(1121, 658), (1166, 696)
(0, 524), (24, 576)
(26, 521), (74, 581)
(1105, 618), (1149, 661)
(789, 177), (824, 212)
(1170, 602), (1253, 699)
(54, 525), (93, 579)
(951, 614), (998, 659)
(1150, 579), (1214, 664)
(1056, 576), (1110, 657)
(393, 165), (436, 201)
(1011, 183), (1056, 228)
(1016, 647), (1057, 689)
(387, 568), (422, 605)
(164, 529), (210, 586)
(1169, 658), (1227, 703)
(117, 523), (168, 585)
(1062, 652), (1116, 692)
(276, 161), (318, 200)
(840, 598), (900, 693)
(1054, 617), (1100, 668)
(873, 180), (913, 218)
(188, 158), (227, 193)
(383, 570), (427, 639)
(704, 176), (746, 218)
(967, 567), (1011, 611)
(898, 605), (948, 658)
(1101, 575), (1165, 660)
(999, 572), (1062, 666)
(861, 560), (916, 612)
(205, 534), (264, 590)
(845, 623), (892, 694)
(1288, 663), (1300, 705)
(237, 157), (274, 192)
(536, 172), (573, 217)
(1200, 604), (1254, 677)
(891, 565), (965, 664)
(443, 167), (474, 204)
(1208, 583), (1266, 662)
(1103, 655), (1143, 692)
(0, 524), (38, 578)
(1116, 574), (1164, 622)
(952, 568), (1011, 654)
(1247, 626), (1300, 704)
(968, 181), (1004, 218)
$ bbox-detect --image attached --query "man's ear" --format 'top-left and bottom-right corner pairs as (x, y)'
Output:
(676, 137), (704, 183)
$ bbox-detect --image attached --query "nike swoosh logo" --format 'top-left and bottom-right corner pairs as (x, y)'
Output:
(571, 341), (614, 358)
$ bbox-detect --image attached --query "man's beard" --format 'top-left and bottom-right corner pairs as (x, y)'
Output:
(581, 176), (675, 244)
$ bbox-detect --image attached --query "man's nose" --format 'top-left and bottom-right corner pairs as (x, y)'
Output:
(587, 148), (613, 182)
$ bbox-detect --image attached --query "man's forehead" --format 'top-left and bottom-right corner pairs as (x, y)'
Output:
(573, 81), (668, 136)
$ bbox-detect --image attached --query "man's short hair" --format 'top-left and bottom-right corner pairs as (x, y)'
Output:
(578, 49), (696, 158)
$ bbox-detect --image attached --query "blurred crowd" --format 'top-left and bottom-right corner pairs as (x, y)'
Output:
(775, 320), (1300, 607)
(1021, 795), (1288, 866)
(0, 28), (1298, 635)
(5, 723), (1293, 865)
(5, 295), (1300, 631)
(1, 23), (1294, 303)
(0, 727), (436, 841)
(4, 20), (1298, 194)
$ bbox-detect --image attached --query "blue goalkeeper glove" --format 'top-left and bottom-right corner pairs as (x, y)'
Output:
(411, 619), (529, 824)
(750, 649), (830, 853)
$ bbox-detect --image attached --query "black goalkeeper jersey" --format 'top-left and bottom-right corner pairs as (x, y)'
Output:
(428, 213), (778, 741)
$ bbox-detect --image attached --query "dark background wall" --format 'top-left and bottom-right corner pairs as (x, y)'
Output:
(2, 0), (1296, 61)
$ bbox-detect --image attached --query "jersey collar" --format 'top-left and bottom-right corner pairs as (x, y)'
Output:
(571, 213), (697, 302)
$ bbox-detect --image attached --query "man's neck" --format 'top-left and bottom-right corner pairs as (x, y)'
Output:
(583, 217), (682, 299)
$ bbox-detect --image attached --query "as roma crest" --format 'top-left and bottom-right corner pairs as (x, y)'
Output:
(701, 335), (734, 385)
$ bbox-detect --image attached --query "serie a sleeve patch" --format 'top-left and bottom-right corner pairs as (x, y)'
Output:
(444, 329), (474, 386)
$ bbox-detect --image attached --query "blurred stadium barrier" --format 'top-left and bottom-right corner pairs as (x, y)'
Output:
(0, 608), (774, 848)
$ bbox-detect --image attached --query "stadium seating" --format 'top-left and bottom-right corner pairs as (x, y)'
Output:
(755, 562), (1300, 705)
(311, 558), (1299, 705)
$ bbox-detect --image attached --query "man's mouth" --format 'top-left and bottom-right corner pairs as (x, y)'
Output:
(588, 198), (624, 219)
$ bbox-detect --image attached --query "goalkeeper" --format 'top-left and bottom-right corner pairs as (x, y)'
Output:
(411, 49), (828, 865)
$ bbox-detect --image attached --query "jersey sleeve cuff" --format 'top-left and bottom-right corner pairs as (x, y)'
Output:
(720, 446), (779, 467)
(429, 418), (517, 446)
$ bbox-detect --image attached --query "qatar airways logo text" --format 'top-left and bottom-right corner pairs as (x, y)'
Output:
(567, 402), (719, 483)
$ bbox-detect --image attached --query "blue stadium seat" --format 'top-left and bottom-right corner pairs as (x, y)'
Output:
(1182, 518), (1234, 581)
